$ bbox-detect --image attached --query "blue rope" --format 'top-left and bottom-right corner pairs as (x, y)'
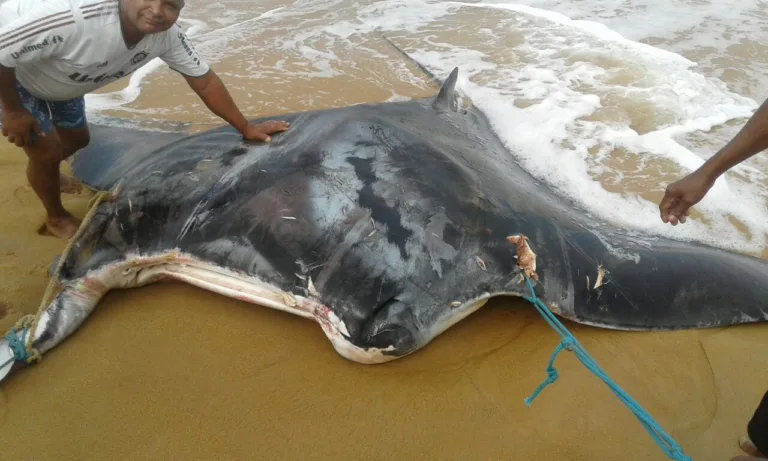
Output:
(521, 276), (692, 461)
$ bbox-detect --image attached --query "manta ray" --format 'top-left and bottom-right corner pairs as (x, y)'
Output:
(2, 67), (768, 381)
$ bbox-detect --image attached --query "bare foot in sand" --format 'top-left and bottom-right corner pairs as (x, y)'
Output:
(59, 173), (83, 194)
(38, 213), (81, 240)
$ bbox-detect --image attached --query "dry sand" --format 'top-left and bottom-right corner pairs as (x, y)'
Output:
(0, 70), (767, 461)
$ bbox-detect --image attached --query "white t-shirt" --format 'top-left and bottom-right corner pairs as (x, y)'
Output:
(0, 0), (210, 101)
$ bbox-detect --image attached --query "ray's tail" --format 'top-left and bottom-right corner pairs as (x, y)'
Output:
(0, 190), (119, 383)
(0, 279), (111, 382)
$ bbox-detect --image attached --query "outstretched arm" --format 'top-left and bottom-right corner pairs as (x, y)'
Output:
(699, 97), (768, 179)
(659, 96), (768, 225)
(183, 70), (289, 142)
(183, 70), (248, 133)
(160, 25), (289, 142)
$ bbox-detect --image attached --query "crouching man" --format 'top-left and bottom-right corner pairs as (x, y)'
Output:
(0, 0), (289, 239)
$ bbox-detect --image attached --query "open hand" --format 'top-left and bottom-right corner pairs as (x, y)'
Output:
(658, 169), (716, 225)
(242, 120), (290, 143)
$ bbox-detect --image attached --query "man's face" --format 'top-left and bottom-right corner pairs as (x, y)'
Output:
(122, 0), (185, 34)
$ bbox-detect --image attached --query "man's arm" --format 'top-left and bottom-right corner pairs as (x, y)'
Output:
(183, 70), (249, 134)
(1, 63), (44, 146)
(160, 25), (289, 142)
(658, 96), (768, 225)
(697, 97), (768, 182)
(0, 65), (23, 111)
(183, 70), (290, 142)
(158, 25), (248, 133)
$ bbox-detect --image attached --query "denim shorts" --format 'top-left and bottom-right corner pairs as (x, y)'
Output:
(15, 81), (87, 135)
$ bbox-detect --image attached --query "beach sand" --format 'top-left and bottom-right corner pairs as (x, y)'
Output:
(1, 0), (768, 458)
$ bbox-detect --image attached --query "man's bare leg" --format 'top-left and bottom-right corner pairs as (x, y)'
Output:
(56, 126), (90, 194)
(24, 129), (81, 239)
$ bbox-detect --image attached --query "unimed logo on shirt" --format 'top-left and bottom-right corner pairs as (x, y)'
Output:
(11, 35), (64, 59)
(68, 52), (148, 85)
(68, 69), (128, 85)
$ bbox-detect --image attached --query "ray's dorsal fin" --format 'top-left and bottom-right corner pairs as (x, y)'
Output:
(378, 33), (461, 113)
(431, 67), (459, 112)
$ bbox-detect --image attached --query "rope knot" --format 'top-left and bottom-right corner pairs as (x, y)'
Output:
(6, 328), (28, 361)
(545, 366), (558, 383)
(1, 326), (40, 371)
(2, 315), (43, 369)
(24, 348), (42, 365)
(13, 314), (35, 331)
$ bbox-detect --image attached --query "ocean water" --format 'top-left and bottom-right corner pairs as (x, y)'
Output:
(86, 0), (768, 256)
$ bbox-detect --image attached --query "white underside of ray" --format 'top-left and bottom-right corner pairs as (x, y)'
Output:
(0, 250), (525, 380)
